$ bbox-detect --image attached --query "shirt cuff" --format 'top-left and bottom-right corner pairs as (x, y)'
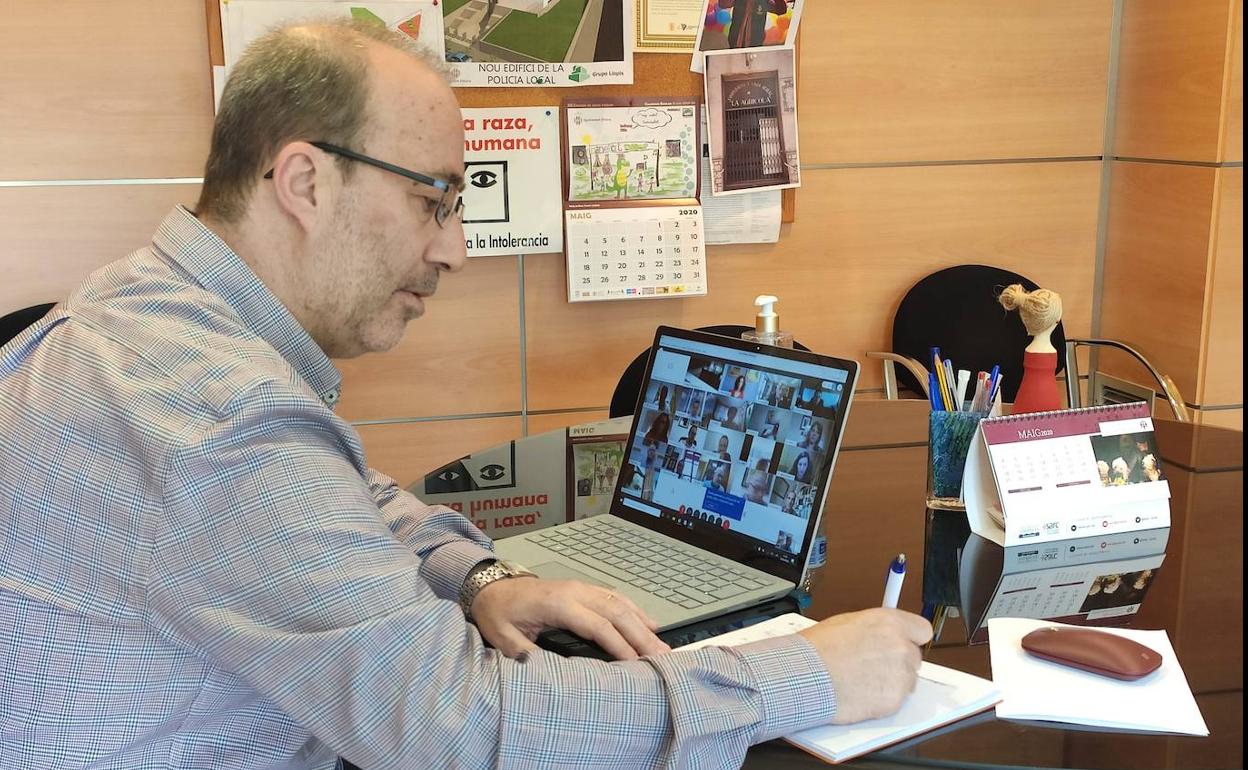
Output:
(421, 539), (496, 601)
(737, 633), (837, 741)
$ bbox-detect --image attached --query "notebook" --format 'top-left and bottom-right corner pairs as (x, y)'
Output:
(963, 402), (1172, 547)
(495, 326), (858, 631)
(682, 613), (1002, 764)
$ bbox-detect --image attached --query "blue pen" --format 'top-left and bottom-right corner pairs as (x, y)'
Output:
(928, 372), (942, 410)
(987, 365), (1000, 406)
(882, 554), (906, 608)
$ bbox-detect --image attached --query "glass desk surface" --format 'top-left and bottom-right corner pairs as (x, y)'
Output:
(416, 406), (1241, 769)
(741, 417), (1242, 770)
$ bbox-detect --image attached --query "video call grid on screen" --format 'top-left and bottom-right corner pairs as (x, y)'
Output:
(620, 334), (850, 564)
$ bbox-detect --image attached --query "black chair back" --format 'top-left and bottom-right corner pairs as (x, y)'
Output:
(0, 303), (57, 348)
(890, 266), (1065, 403)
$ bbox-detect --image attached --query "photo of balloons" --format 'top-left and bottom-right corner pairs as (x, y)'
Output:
(692, 0), (803, 74)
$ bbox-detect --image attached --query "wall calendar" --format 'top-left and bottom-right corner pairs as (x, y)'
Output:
(562, 97), (707, 303)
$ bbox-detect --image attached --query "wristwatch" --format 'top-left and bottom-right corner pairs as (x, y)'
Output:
(458, 559), (535, 622)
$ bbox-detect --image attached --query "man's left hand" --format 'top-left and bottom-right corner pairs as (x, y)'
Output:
(471, 578), (672, 661)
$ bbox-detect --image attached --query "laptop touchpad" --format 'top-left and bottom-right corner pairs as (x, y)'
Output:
(531, 562), (614, 588)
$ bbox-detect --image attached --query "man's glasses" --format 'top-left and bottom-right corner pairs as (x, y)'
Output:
(264, 141), (464, 227)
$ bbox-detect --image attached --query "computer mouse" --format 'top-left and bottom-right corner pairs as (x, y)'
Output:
(1021, 626), (1163, 680)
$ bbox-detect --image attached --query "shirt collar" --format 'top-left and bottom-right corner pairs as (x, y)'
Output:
(151, 206), (342, 408)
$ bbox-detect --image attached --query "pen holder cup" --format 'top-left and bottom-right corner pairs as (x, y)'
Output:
(927, 410), (988, 502)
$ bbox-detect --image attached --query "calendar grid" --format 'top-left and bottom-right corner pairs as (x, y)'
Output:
(566, 207), (708, 302)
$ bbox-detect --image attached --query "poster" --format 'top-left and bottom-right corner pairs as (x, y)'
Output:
(704, 47), (801, 196)
(220, 1), (445, 71)
(689, 0), (802, 73)
(444, 0), (635, 87)
(461, 107), (563, 256)
(412, 416), (634, 538)
(565, 100), (700, 202)
(635, 0), (703, 52)
(562, 98), (707, 303)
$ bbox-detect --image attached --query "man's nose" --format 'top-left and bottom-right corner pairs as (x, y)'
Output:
(432, 217), (468, 273)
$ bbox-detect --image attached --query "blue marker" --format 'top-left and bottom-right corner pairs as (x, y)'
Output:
(882, 553), (906, 609)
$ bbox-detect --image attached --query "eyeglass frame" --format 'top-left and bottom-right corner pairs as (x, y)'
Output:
(263, 141), (464, 227)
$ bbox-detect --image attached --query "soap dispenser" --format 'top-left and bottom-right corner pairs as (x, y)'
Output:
(741, 295), (794, 348)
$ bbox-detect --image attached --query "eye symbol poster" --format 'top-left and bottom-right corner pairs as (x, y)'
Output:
(461, 106), (563, 256)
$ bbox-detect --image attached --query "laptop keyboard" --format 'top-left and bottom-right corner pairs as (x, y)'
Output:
(529, 517), (771, 609)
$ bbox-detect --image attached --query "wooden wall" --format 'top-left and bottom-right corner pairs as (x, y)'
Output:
(1, 2), (1238, 488)
(1100, 0), (1244, 431)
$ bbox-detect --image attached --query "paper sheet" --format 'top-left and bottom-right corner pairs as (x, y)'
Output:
(699, 153), (780, 244)
(682, 613), (1001, 763)
(635, 0), (703, 52)
(988, 618), (1209, 736)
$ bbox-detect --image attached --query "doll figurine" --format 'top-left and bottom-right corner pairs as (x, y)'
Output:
(999, 283), (1063, 414)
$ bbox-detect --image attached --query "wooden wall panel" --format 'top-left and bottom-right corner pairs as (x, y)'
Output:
(1200, 167), (1243, 406)
(840, 397), (927, 449)
(0, 184), (200, 313)
(1194, 408), (1244, 431)
(1223, 0), (1244, 161)
(0, 3), (214, 180)
(524, 162), (1100, 411)
(333, 255), (522, 421)
(526, 410), (611, 435)
(1115, 0), (1237, 162)
(801, 0), (1112, 164)
(355, 417), (523, 490)
(1099, 162), (1216, 401)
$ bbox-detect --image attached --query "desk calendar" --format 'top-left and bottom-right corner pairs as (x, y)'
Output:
(960, 523), (1169, 644)
(963, 402), (1172, 548)
(565, 207), (707, 302)
(562, 97), (706, 303)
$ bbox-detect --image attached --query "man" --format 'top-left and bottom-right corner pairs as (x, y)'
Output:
(703, 463), (730, 493)
(0, 19), (930, 770)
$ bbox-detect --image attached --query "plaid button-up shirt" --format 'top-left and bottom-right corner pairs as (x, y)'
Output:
(0, 206), (835, 769)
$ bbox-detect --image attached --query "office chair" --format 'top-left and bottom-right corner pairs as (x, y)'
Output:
(608, 325), (811, 418)
(866, 265), (1065, 404)
(0, 302), (56, 348)
(1063, 338), (1190, 422)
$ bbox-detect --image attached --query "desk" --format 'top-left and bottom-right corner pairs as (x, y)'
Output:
(742, 414), (1243, 769)
(414, 402), (1242, 768)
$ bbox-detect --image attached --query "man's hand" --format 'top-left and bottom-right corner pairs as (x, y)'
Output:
(471, 578), (672, 661)
(797, 608), (933, 724)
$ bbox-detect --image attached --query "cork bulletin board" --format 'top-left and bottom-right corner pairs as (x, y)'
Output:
(203, 1), (796, 223)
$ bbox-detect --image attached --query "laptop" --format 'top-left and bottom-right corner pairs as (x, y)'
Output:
(496, 326), (859, 631)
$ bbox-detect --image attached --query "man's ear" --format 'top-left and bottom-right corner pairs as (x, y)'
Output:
(269, 142), (331, 234)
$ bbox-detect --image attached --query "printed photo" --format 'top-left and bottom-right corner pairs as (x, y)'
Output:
(572, 441), (624, 496)
(1090, 432), (1165, 486)
(444, 0), (633, 86)
(704, 47), (800, 196)
(1078, 568), (1160, 613)
(690, 0), (804, 73)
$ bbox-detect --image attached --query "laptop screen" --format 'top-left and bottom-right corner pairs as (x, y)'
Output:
(613, 328), (857, 583)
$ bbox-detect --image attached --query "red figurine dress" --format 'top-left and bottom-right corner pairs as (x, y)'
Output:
(1011, 351), (1061, 414)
